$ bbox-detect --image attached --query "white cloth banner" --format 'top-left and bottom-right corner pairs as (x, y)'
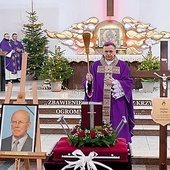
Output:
(61, 149), (113, 170)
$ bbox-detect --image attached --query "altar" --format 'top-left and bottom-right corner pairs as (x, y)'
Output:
(65, 54), (143, 89)
(44, 137), (132, 170)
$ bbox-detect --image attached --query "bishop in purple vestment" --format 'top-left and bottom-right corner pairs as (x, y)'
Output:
(82, 42), (135, 143)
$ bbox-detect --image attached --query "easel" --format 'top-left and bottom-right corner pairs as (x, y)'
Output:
(0, 53), (46, 170)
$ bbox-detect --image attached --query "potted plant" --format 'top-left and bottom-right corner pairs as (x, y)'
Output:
(39, 46), (73, 91)
(138, 51), (160, 92)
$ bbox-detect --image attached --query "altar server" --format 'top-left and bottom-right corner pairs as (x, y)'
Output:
(0, 33), (17, 83)
(10, 33), (24, 81)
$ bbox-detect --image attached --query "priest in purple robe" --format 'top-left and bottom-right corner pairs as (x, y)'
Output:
(10, 33), (24, 81)
(0, 33), (17, 82)
(82, 41), (135, 143)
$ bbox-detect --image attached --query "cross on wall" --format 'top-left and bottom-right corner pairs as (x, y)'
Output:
(107, 0), (114, 16)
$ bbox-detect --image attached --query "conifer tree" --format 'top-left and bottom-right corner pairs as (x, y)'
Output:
(22, 10), (48, 79)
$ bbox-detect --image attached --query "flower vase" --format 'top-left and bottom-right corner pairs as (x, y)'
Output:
(142, 81), (154, 93)
(51, 81), (62, 92)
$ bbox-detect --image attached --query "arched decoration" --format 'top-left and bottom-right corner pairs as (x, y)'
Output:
(122, 16), (170, 54)
(94, 20), (125, 48)
(46, 16), (170, 55)
(46, 17), (99, 55)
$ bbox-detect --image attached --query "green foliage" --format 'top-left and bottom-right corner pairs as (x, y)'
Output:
(138, 55), (160, 71)
(68, 123), (117, 147)
(39, 47), (73, 82)
(22, 11), (49, 79)
(138, 53), (160, 82)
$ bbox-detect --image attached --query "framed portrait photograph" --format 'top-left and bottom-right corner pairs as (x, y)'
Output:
(0, 104), (38, 152)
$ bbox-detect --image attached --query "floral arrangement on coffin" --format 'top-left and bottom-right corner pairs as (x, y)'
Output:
(68, 123), (117, 147)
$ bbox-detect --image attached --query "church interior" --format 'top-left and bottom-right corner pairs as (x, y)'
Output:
(0, 0), (170, 170)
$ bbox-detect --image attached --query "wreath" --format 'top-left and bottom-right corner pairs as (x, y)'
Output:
(68, 123), (117, 147)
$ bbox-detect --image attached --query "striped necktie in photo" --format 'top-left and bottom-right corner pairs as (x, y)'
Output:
(12, 140), (19, 151)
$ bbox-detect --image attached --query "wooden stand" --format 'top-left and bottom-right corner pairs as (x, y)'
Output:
(0, 53), (46, 170)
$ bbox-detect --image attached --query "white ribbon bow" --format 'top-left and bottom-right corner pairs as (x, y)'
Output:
(61, 149), (113, 170)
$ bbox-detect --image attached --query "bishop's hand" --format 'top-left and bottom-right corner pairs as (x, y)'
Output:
(86, 73), (93, 82)
(104, 76), (114, 86)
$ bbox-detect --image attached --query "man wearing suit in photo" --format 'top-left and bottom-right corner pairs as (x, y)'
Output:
(1, 110), (33, 151)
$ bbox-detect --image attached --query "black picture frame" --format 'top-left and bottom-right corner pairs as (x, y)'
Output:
(0, 104), (38, 152)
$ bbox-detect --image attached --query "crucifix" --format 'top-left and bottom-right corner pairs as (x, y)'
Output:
(87, 104), (96, 129)
(97, 64), (120, 123)
(131, 41), (170, 170)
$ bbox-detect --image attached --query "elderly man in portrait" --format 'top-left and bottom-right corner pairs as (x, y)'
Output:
(1, 110), (33, 151)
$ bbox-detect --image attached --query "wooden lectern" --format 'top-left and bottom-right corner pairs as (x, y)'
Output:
(0, 49), (6, 91)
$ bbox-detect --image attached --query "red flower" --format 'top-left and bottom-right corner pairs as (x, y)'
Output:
(74, 125), (79, 130)
(101, 129), (108, 135)
(78, 131), (85, 137)
(70, 125), (80, 135)
(71, 129), (77, 135)
(90, 130), (97, 138)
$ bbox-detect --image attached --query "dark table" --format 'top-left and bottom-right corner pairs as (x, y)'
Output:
(0, 54), (5, 91)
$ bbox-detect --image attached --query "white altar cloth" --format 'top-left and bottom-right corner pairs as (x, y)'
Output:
(64, 55), (143, 63)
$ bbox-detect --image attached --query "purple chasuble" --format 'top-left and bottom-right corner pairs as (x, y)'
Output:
(0, 38), (17, 73)
(82, 56), (135, 143)
(10, 39), (24, 71)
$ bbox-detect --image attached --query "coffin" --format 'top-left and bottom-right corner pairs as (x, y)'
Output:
(53, 137), (128, 162)
(44, 137), (132, 170)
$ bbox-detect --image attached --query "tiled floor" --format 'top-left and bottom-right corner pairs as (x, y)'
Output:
(0, 80), (170, 169)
